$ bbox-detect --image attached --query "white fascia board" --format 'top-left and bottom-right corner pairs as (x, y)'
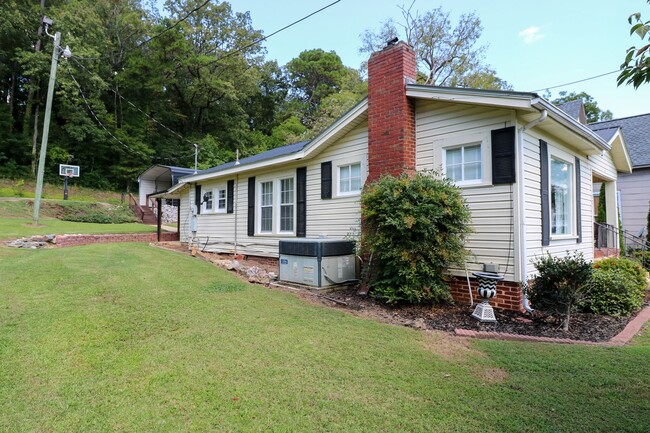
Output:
(180, 153), (305, 184)
(301, 99), (368, 157)
(533, 99), (610, 152)
(609, 129), (633, 173)
(180, 99), (369, 184)
(405, 85), (537, 111)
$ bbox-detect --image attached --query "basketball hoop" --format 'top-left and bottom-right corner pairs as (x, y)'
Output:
(59, 164), (80, 200)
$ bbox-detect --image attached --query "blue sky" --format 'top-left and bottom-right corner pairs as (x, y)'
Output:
(161, 0), (650, 119)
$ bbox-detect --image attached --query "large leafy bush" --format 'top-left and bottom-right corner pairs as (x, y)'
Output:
(360, 171), (471, 305)
(528, 252), (593, 331)
(586, 257), (648, 317)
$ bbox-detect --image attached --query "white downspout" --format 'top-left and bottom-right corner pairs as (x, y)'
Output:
(519, 109), (547, 313)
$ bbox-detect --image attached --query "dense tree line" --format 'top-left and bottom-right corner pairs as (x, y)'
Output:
(0, 0), (507, 191)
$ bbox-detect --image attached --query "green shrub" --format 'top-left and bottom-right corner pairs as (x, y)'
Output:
(529, 252), (593, 331)
(585, 257), (648, 317)
(55, 202), (138, 224)
(631, 250), (650, 271)
(360, 171), (471, 305)
(592, 257), (647, 289)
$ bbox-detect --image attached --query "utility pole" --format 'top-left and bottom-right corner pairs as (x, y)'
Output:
(32, 20), (61, 225)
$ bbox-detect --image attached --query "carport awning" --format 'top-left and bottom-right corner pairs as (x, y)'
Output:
(138, 165), (195, 185)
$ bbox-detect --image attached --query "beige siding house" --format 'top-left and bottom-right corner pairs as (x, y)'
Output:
(156, 42), (631, 311)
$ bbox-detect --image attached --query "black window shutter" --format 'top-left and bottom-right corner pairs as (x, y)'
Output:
(321, 161), (332, 199)
(247, 177), (255, 236)
(297, 167), (307, 237)
(540, 140), (550, 246)
(194, 184), (202, 215)
(227, 180), (234, 214)
(575, 157), (582, 244)
(491, 126), (516, 184)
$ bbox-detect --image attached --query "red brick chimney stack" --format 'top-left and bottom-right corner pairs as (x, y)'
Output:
(366, 41), (418, 183)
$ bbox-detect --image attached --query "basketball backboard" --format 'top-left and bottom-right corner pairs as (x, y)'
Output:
(59, 164), (80, 177)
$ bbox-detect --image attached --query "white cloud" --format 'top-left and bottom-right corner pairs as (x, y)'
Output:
(518, 26), (545, 44)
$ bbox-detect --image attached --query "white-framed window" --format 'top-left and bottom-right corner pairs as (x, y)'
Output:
(216, 188), (227, 212)
(260, 181), (273, 233)
(203, 191), (213, 212)
(338, 162), (362, 195)
(280, 178), (294, 232)
(437, 131), (490, 187)
(257, 176), (296, 235)
(444, 143), (482, 184)
(550, 156), (574, 236)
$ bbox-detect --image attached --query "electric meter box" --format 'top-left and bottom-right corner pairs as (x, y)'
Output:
(279, 239), (356, 287)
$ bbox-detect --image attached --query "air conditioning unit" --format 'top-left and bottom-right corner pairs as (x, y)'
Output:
(279, 239), (357, 287)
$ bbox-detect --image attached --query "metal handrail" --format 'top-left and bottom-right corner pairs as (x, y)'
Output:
(594, 222), (649, 268)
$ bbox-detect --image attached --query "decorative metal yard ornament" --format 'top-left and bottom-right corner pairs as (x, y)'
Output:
(471, 271), (505, 323)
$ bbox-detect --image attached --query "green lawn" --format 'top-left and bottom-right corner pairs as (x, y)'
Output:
(0, 199), (155, 240)
(0, 243), (648, 432)
(0, 217), (155, 240)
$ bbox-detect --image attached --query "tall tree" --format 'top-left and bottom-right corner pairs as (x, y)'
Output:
(359, 2), (509, 89)
(551, 91), (613, 123)
(618, 0), (650, 88)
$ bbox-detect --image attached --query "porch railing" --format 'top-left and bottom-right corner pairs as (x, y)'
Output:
(128, 192), (146, 222)
(594, 222), (649, 268)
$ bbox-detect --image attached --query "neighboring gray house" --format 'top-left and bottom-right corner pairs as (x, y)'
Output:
(590, 114), (650, 237)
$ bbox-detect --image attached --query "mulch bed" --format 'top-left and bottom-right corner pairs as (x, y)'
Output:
(151, 243), (646, 343)
(309, 286), (640, 343)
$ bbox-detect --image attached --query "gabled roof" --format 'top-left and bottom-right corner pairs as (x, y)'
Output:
(590, 113), (650, 168)
(405, 85), (610, 155)
(177, 98), (368, 184)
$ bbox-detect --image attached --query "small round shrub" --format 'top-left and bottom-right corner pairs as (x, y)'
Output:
(586, 257), (648, 317)
(528, 252), (593, 331)
(592, 257), (647, 290)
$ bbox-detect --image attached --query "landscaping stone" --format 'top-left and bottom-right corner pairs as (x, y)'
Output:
(6, 235), (56, 249)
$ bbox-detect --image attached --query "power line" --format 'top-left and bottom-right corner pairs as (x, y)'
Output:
(71, 0), (212, 61)
(532, 70), (620, 92)
(64, 62), (152, 160)
(212, 0), (341, 63)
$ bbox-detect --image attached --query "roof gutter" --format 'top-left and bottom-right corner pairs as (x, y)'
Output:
(532, 99), (610, 152)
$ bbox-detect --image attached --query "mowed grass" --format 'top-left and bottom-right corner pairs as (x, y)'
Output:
(0, 199), (154, 240)
(0, 243), (649, 432)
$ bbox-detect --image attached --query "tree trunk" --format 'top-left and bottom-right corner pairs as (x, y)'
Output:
(562, 302), (572, 332)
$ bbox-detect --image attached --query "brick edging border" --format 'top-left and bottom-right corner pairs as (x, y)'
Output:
(454, 305), (650, 346)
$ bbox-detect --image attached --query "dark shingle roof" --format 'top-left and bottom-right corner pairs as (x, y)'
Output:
(557, 100), (584, 121)
(590, 113), (650, 167)
(197, 141), (310, 176)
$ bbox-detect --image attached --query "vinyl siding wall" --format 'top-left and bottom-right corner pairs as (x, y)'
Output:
(415, 100), (517, 281)
(138, 179), (156, 206)
(183, 125), (368, 257)
(520, 126), (615, 272)
(618, 168), (650, 236)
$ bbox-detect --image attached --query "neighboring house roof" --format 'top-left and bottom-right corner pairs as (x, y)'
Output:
(557, 100), (587, 125)
(590, 113), (650, 168)
(138, 165), (196, 185)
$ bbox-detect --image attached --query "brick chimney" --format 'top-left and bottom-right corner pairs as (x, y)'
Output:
(367, 41), (417, 183)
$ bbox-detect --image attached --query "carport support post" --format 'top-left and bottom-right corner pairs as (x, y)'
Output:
(156, 198), (162, 241)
